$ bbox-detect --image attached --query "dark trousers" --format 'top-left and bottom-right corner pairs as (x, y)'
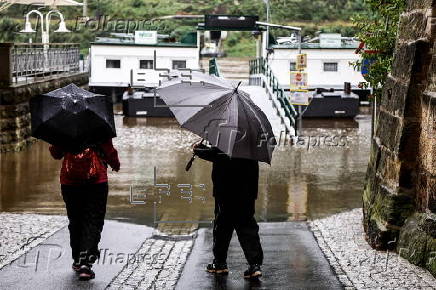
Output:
(213, 194), (263, 265)
(61, 182), (108, 266)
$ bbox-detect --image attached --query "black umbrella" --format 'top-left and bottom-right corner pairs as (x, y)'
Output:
(30, 83), (116, 153)
(158, 72), (276, 164)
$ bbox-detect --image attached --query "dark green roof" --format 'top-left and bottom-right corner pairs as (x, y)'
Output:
(90, 42), (197, 48)
(270, 42), (359, 49)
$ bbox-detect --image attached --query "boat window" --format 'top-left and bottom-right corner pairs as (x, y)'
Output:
(290, 62), (297, 71)
(172, 60), (187, 69)
(106, 59), (121, 69)
(323, 62), (338, 72)
(140, 60), (154, 69)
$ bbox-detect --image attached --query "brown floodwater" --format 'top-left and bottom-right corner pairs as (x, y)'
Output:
(0, 114), (371, 226)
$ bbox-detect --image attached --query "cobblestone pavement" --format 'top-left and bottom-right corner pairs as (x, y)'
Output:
(107, 208), (199, 290)
(106, 232), (195, 290)
(0, 213), (67, 270)
(310, 208), (436, 289)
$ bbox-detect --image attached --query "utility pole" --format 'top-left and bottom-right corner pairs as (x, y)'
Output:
(83, 0), (88, 17)
(265, 0), (269, 49)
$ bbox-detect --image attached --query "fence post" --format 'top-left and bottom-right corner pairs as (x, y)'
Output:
(0, 43), (13, 87)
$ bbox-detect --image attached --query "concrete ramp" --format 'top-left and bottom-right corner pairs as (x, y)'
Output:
(241, 85), (284, 138)
(0, 221), (152, 290)
(176, 223), (343, 290)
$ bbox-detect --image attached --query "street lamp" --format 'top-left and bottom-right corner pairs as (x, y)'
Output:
(21, 20), (36, 33)
(21, 9), (70, 44)
(20, 9), (71, 72)
(48, 10), (70, 33)
(21, 10), (43, 36)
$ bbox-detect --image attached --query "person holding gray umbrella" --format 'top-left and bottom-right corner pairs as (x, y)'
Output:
(158, 73), (276, 279)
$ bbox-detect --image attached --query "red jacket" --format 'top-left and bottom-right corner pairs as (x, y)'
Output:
(49, 139), (120, 185)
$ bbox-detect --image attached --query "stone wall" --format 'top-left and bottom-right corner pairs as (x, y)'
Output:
(363, 0), (436, 276)
(0, 73), (88, 152)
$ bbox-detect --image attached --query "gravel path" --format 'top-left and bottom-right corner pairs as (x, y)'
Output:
(310, 208), (436, 289)
(0, 213), (67, 270)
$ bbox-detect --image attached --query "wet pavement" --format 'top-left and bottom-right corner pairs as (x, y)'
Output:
(0, 111), (372, 289)
(177, 223), (343, 290)
(0, 114), (371, 226)
(0, 220), (152, 290)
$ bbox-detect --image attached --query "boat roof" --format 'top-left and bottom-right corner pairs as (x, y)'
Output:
(270, 41), (359, 50)
(90, 41), (197, 48)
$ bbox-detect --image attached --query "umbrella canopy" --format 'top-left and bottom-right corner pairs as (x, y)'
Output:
(158, 72), (276, 164)
(30, 83), (116, 153)
(5, 0), (83, 6)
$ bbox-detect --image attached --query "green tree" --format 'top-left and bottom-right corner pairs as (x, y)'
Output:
(352, 0), (406, 97)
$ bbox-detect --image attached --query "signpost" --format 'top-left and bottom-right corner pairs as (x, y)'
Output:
(135, 31), (158, 44)
(296, 53), (307, 70)
(290, 53), (309, 106)
(289, 89), (310, 105)
(290, 71), (308, 89)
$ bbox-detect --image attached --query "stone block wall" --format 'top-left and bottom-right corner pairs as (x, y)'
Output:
(363, 0), (436, 276)
(0, 102), (34, 152)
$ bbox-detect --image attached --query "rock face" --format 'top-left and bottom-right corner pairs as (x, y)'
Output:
(363, 0), (436, 276)
(0, 73), (88, 152)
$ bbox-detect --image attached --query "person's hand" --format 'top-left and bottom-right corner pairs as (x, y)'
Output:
(112, 163), (120, 172)
(191, 139), (203, 149)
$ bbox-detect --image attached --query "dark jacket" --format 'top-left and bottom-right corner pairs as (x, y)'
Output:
(194, 144), (259, 199)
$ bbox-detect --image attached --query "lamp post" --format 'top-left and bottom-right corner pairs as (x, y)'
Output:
(20, 10), (44, 43)
(262, 0), (270, 50)
(21, 9), (70, 71)
(21, 9), (70, 45)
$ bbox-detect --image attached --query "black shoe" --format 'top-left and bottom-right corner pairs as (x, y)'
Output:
(78, 265), (95, 281)
(244, 264), (262, 279)
(206, 263), (229, 274)
(72, 262), (81, 273)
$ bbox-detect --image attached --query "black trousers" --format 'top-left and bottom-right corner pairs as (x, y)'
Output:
(213, 194), (263, 265)
(61, 182), (108, 266)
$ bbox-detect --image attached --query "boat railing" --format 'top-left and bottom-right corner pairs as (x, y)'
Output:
(249, 57), (298, 135)
(208, 57), (221, 77)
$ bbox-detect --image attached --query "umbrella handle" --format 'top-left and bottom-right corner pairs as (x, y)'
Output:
(186, 138), (204, 171)
(185, 153), (196, 172)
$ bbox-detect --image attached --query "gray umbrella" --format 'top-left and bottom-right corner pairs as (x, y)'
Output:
(157, 72), (276, 164)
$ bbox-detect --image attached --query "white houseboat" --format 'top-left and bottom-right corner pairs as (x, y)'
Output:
(268, 34), (365, 90)
(89, 31), (200, 100)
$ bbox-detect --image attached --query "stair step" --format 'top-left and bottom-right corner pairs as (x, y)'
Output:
(241, 85), (284, 138)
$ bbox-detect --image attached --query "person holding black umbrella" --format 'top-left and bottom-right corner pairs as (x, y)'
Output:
(31, 84), (120, 281)
(49, 140), (120, 280)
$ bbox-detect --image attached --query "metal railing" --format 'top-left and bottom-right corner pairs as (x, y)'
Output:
(249, 57), (298, 134)
(4, 43), (81, 85)
(208, 57), (221, 77)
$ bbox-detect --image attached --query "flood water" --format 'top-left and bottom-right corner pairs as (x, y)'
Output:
(0, 114), (371, 227)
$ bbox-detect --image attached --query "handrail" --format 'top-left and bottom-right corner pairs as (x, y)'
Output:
(249, 57), (298, 134)
(0, 42), (82, 85)
(6, 43), (80, 46)
(209, 57), (221, 77)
